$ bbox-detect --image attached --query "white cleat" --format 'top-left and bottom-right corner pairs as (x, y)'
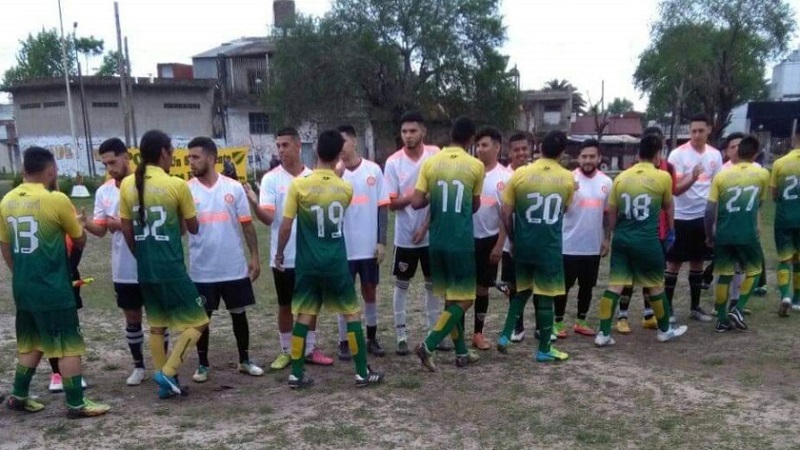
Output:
(657, 325), (688, 342)
(594, 332), (616, 347)
(239, 361), (265, 377)
(510, 329), (526, 343)
(126, 368), (147, 386)
(779, 298), (792, 317)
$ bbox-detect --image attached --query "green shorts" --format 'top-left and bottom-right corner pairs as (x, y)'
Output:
(140, 278), (210, 331)
(429, 248), (476, 301)
(292, 271), (359, 316)
(609, 241), (664, 288)
(775, 228), (800, 261)
(515, 257), (565, 296)
(16, 308), (86, 358)
(713, 243), (763, 277)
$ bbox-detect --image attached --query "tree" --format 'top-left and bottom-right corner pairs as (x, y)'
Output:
(543, 78), (586, 114)
(74, 35), (104, 70)
(635, 0), (794, 143)
(606, 97), (634, 115)
(265, 0), (519, 132)
(2, 28), (75, 86)
(96, 50), (121, 76)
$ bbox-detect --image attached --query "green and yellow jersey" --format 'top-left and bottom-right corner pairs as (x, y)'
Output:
(710, 162), (769, 245)
(415, 146), (484, 251)
(283, 168), (353, 275)
(119, 165), (197, 283)
(609, 162), (672, 247)
(502, 158), (574, 262)
(0, 183), (83, 312)
(771, 149), (800, 230)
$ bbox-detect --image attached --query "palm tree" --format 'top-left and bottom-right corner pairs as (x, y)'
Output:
(543, 79), (586, 114)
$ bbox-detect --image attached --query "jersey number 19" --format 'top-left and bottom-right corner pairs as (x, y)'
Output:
(310, 202), (344, 238)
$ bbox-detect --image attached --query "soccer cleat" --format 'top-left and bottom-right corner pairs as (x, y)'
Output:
(154, 371), (182, 396)
(533, 329), (557, 342)
(49, 373), (63, 393)
(415, 343), (436, 372)
(536, 347), (569, 362)
(436, 339), (454, 352)
(510, 328), (525, 343)
(615, 318), (632, 335)
(753, 286), (768, 296)
(657, 325), (688, 342)
(690, 308), (713, 322)
(239, 361), (265, 377)
(496, 335), (510, 354)
(573, 320), (596, 336)
(742, 308), (753, 315)
(305, 349), (334, 366)
(6, 396), (45, 413)
(779, 298), (792, 318)
(792, 304), (800, 312)
(669, 315), (676, 324)
(594, 332), (616, 347)
(715, 321), (733, 333)
(367, 339), (386, 357)
(66, 399), (110, 419)
(456, 349), (481, 368)
(728, 309), (748, 331)
(641, 316), (658, 330)
(471, 333), (491, 350)
(81, 378), (88, 389)
(554, 322), (567, 339)
(126, 368), (147, 386)
(338, 341), (352, 361)
(355, 366), (384, 387)
(270, 352), (291, 370)
(192, 366), (209, 383)
(288, 374), (314, 390)
(396, 340), (410, 356)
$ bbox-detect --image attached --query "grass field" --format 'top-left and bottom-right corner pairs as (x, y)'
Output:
(1, 195), (800, 449)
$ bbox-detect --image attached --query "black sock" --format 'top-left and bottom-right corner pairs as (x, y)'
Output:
(197, 311), (213, 367)
(577, 285), (592, 320)
(49, 358), (59, 375)
(554, 294), (567, 323)
(689, 270), (703, 310)
(703, 264), (714, 285)
(366, 325), (377, 341)
(642, 290), (654, 319)
(510, 289), (524, 330)
(474, 295), (489, 333)
(230, 311), (249, 363)
(664, 271), (678, 308)
(618, 286), (633, 316)
(126, 322), (145, 369)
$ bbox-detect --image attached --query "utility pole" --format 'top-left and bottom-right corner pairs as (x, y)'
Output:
(125, 37), (137, 145)
(73, 22), (95, 176)
(115, 2), (131, 147)
(58, 0), (81, 174)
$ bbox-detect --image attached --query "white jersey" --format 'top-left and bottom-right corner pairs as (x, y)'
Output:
(93, 179), (138, 283)
(668, 142), (723, 220)
(188, 176), (251, 283)
(259, 165), (312, 269)
(503, 163), (526, 254)
(384, 145), (439, 248)
(473, 163), (511, 239)
(722, 160), (761, 170)
(562, 169), (612, 256)
(342, 159), (390, 260)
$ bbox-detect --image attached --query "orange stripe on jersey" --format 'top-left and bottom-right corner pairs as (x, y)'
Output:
(378, 199), (391, 206)
(239, 216), (253, 223)
(480, 196), (498, 206)
(260, 205), (276, 211)
(578, 199), (603, 208)
(93, 219), (108, 225)
(388, 193), (399, 199)
(198, 212), (231, 224)
(351, 195), (369, 205)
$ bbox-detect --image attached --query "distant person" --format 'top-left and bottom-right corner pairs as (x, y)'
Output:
(222, 155), (238, 179)
(269, 154), (281, 170)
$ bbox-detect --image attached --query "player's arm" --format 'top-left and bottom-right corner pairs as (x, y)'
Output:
(704, 178), (718, 247)
(412, 162), (432, 210)
(0, 242), (12, 271)
(501, 204), (514, 244)
(276, 182), (299, 270)
(241, 221), (261, 281)
(59, 196), (86, 250)
(601, 210), (612, 257)
(606, 180), (619, 235)
(376, 205), (389, 264)
(177, 183), (199, 235)
(673, 165), (702, 196)
(472, 165), (485, 214)
(412, 189), (430, 210)
(770, 166), (780, 201)
(121, 219), (135, 254)
(248, 179), (276, 225)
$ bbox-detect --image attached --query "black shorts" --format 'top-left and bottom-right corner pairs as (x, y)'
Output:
(115, 283), (144, 310)
(475, 235), (500, 287)
(195, 278), (256, 311)
(501, 251), (516, 286)
(392, 246), (431, 280)
(349, 258), (379, 285)
(667, 218), (711, 263)
(563, 254), (601, 291)
(273, 268), (296, 307)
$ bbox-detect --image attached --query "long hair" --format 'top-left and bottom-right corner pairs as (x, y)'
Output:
(135, 130), (171, 225)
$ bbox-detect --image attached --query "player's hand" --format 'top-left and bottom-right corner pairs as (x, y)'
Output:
(77, 208), (87, 226)
(274, 253), (285, 272)
(600, 238), (610, 257)
(691, 164), (703, 180)
(248, 258), (261, 282)
(107, 216), (121, 232)
(665, 229), (677, 252)
(375, 243), (386, 265)
(243, 183), (258, 204)
(412, 227), (426, 245)
(490, 245), (503, 265)
(705, 237), (714, 248)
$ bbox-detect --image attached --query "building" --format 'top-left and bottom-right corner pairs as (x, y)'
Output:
(0, 104), (18, 174)
(157, 63), (194, 80)
(770, 49), (800, 102)
(516, 89), (573, 135)
(569, 112), (643, 137)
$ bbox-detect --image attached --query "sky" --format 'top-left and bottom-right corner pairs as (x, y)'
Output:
(2, 0), (800, 110)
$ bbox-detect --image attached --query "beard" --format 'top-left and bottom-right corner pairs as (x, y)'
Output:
(580, 165), (597, 176)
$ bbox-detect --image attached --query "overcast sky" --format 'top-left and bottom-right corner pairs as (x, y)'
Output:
(2, 0), (800, 110)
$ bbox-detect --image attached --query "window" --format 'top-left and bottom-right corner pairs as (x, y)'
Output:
(163, 103), (201, 110)
(92, 101), (119, 108)
(43, 101), (65, 108)
(20, 103), (41, 110)
(247, 69), (266, 95)
(249, 112), (270, 135)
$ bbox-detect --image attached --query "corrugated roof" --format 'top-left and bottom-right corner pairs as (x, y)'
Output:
(193, 37), (275, 59)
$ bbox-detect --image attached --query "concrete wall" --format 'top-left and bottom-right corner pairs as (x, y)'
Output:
(193, 58), (218, 79)
(771, 51), (800, 101)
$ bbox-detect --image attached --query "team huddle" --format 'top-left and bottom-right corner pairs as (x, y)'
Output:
(2, 110), (800, 419)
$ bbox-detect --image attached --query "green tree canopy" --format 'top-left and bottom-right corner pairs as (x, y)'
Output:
(606, 97), (635, 115)
(2, 28), (75, 86)
(96, 50), (121, 76)
(543, 78), (586, 114)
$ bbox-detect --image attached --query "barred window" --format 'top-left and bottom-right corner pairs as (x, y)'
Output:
(163, 103), (201, 110)
(20, 103), (41, 110)
(92, 101), (119, 108)
(43, 101), (65, 108)
(249, 113), (270, 135)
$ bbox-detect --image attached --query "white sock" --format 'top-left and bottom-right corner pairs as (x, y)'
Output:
(305, 331), (316, 355)
(730, 272), (744, 301)
(424, 281), (442, 331)
(364, 302), (378, 327)
(279, 332), (291, 353)
(393, 279), (409, 340)
(337, 315), (348, 343)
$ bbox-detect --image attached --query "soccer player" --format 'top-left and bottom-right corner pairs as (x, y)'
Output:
(704, 135), (769, 332)
(384, 111), (444, 355)
(186, 137), (264, 382)
(772, 131), (800, 316)
(496, 130), (573, 362)
(665, 114), (722, 322)
(81, 138), (157, 387)
(413, 117), (484, 371)
(120, 130), (210, 397)
(0, 146), (110, 417)
(278, 130), (384, 389)
(335, 125), (390, 360)
(246, 127), (334, 369)
(595, 134), (687, 347)
(471, 127), (510, 350)
(555, 139), (611, 338)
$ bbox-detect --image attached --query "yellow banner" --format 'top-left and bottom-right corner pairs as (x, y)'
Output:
(127, 147), (249, 182)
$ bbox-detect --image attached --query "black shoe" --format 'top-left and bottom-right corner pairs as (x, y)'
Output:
(728, 309), (748, 330)
(367, 339), (386, 357)
(288, 374), (314, 390)
(355, 366), (384, 387)
(415, 343), (436, 372)
(753, 287), (768, 297)
(396, 340), (410, 356)
(715, 321), (733, 333)
(338, 341), (352, 361)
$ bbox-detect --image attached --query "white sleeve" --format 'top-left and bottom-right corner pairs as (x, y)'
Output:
(92, 187), (108, 223)
(234, 183), (252, 220)
(258, 173), (276, 210)
(384, 160), (400, 197)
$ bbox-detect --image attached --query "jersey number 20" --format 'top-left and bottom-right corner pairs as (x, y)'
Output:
(525, 193), (562, 224)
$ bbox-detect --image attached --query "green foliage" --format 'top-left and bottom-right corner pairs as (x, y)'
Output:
(606, 97), (635, 115)
(74, 36), (104, 57)
(96, 50), (121, 76)
(2, 28), (76, 86)
(543, 79), (586, 114)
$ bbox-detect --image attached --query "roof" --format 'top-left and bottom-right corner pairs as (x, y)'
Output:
(569, 134), (640, 145)
(570, 114), (643, 136)
(520, 89), (573, 102)
(193, 37), (275, 59)
(2, 76), (215, 93)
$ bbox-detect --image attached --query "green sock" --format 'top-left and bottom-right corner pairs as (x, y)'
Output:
(346, 321), (368, 378)
(535, 295), (554, 353)
(63, 375), (85, 408)
(793, 262), (800, 303)
(424, 304), (464, 351)
(11, 365), (35, 399)
(778, 261), (792, 299)
(737, 275), (757, 311)
(450, 317), (468, 355)
(715, 276), (732, 322)
(500, 291), (530, 339)
(598, 290), (620, 335)
(648, 291), (671, 332)
(290, 322), (309, 379)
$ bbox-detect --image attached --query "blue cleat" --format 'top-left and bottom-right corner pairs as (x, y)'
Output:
(497, 335), (510, 354)
(154, 371), (181, 396)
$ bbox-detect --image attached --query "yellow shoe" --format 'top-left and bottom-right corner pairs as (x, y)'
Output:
(66, 399), (110, 419)
(616, 318), (632, 335)
(641, 316), (658, 330)
(270, 352), (291, 371)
